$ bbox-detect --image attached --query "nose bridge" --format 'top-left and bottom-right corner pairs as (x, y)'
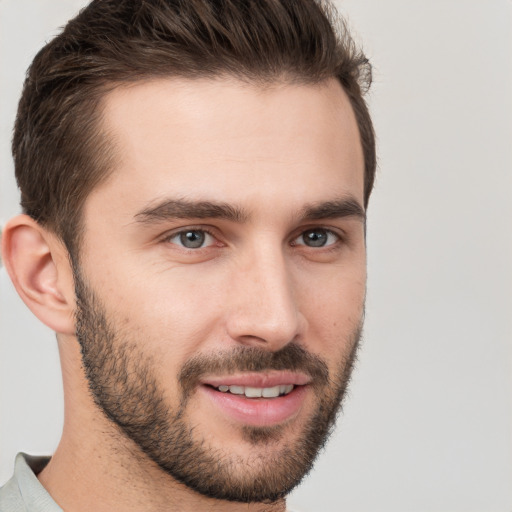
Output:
(226, 239), (302, 349)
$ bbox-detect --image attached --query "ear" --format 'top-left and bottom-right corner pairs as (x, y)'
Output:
(1, 214), (76, 335)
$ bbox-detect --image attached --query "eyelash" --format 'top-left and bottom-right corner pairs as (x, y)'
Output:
(161, 226), (220, 250)
(161, 226), (344, 251)
(291, 228), (342, 249)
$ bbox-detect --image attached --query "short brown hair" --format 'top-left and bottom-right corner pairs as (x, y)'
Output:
(13, 0), (376, 257)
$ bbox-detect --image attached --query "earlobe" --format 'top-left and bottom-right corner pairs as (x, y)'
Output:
(1, 214), (76, 335)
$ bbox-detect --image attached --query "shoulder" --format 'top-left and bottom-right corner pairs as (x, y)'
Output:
(0, 473), (25, 512)
(0, 454), (60, 512)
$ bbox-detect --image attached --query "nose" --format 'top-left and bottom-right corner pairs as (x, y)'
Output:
(225, 243), (306, 351)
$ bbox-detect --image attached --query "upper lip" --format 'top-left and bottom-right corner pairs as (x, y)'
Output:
(200, 371), (311, 389)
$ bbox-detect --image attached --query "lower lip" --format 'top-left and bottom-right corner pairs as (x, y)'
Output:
(201, 385), (308, 427)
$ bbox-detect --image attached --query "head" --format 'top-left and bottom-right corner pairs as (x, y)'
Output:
(13, 0), (375, 260)
(5, 0), (375, 507)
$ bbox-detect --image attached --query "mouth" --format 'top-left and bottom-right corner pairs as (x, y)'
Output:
(212, 383), (295, 398)
(199, 372), (311, 427)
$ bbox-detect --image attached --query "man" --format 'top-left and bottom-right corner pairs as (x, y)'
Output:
(0, 0), (375, 510)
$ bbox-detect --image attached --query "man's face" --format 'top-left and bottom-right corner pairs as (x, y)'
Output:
(75, 78), (366, 502)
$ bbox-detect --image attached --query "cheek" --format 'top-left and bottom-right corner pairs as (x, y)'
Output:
(298, 262), (366, 344)
(99, 265), (229, 363)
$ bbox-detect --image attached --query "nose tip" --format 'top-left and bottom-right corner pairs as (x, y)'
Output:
(228, 306), (303, 351)
(225, 254), (305, 351)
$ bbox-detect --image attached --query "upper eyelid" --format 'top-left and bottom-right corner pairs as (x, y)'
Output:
(296, 220), (349, 232)
(160, 225), (219, 240)
(290, 225), (346, 241)
(158, 223), (347, 244)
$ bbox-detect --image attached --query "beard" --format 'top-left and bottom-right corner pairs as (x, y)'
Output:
(73, 268), (362, 504)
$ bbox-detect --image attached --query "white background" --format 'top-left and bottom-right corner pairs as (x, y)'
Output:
(1, 1), (511, 511)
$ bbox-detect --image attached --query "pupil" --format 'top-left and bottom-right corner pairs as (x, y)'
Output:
(180, 230), (205, 248)
(304, 230), (327, 247)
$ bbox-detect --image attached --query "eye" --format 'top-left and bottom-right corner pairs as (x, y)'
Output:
(166, 229), (215, 249)
(293, 228), (339, 248)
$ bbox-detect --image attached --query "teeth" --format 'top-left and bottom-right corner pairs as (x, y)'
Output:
(216, 384), (295, 397)
(262, 386), (280, 398)
(282, 384), (294, 395)
(245, 386), (262, 398)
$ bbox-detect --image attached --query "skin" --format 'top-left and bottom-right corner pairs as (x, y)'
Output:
(2, 77), (366, 512)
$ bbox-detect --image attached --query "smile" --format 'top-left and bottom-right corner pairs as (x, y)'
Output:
(199, 372), (310, 427)
(215, 384), (295, 398)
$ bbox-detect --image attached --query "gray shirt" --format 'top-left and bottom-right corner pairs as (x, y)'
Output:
(0, 454), (61, 512)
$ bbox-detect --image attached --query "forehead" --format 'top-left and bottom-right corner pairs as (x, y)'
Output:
(90, 77), (364, 217)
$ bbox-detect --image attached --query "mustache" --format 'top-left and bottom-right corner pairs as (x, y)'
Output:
(179, 343), (330, 399)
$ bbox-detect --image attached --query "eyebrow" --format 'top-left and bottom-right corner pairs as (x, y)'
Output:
(134, 196), (365, 225)
(134, 198), (248, 223)
(299, 197), (366, 223)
